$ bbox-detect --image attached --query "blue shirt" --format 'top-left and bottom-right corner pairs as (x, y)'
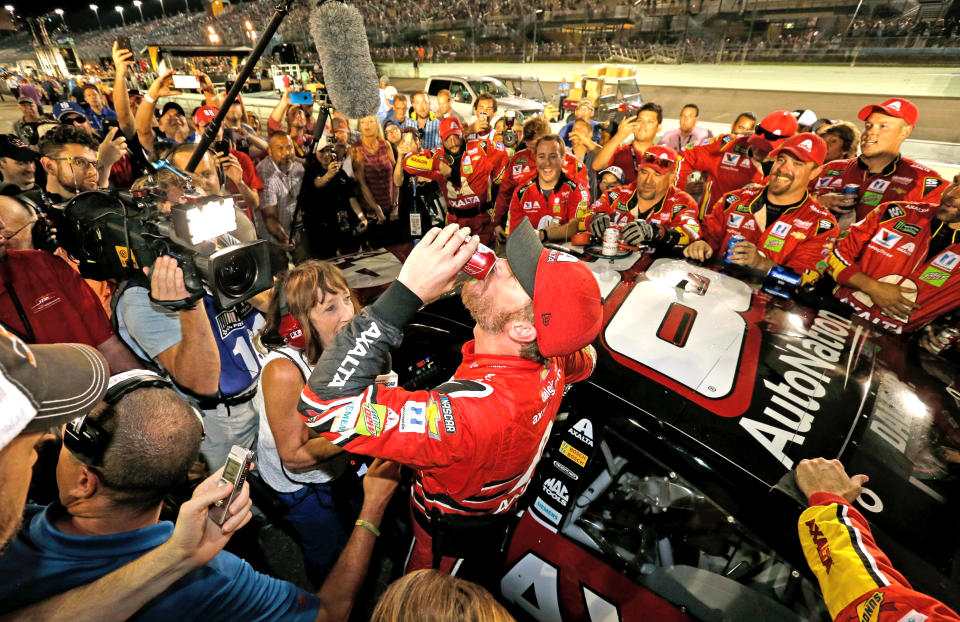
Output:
(408, 112), (441, 149)
(86, 105), (118, 136)
(0, 504), (319, 621)
(558, 119), (601, 148)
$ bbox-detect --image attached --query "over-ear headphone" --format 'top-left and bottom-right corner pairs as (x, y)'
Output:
(64, 370), (204, 466)
(277, 282), (306, 350)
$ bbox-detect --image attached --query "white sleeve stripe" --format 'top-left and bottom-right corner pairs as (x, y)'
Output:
(838, 504), (891, 587)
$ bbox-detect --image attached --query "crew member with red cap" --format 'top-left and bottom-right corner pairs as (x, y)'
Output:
(813, 97), (947, 229)
(192, 105), (262, 213)
(507, 135), (590, 241)
(685, 133), (839, 285)
(587, 145), (701, 248)
(402, 116), (509, 244)
(677, 110), (798, 217)
(296, 219), (602, 582)
(825, 174), (960, 334)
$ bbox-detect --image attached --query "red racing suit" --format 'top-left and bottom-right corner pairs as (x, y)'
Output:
(587, 183), (702, 245)
(813, 155), (947, 221)
(494, 147), (587, 229)
(677, 134), (763, 217)
(826, 200), (960, 333)
(800, 492), (960, 622)
(507, 172), (590, 234)
(701, 186), (839, 283)
(297, 282), (596, 572)
(403, 138), (509, 244)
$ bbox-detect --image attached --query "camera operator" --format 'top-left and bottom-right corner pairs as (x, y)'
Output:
(299, 140), (367, 259)
(297, 220), (602, 583)
(0, 373), (402, 622)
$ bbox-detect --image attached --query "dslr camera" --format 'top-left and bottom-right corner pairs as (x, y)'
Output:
(502, 110), (519, 149)
(52, 178), (272, 310)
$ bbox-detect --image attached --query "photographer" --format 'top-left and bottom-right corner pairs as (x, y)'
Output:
(299, 140), (367, 259)
(135, 69), (192, 160)
(192, 106), (262, 214)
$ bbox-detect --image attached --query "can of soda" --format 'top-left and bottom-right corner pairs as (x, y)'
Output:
(724, 234), (745, 263)
(840, 183), (860, 208)
(602, 226), (619, 256)
(551, 216), (562, 227)
(460, 238), (498, 279)
(767, 265), (803, 288)
(931, 326), (960, 354)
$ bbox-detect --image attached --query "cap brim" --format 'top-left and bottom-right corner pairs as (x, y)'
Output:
(22, 343), (109, 433)
(505, 217), (542, 300)
(746, 134), (775, 154)
(769, 145), (817, 165)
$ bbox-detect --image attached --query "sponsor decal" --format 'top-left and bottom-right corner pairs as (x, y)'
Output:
(30, 292), (61, 313)
(861, 191), (883, 207)
(425, 400), (442, 440)
(898, 242), (915, 254)
(439, 396), (456, 434)
(919, 266), (950, 287)
(892, 175), (912, 184)
(546, 249), (577, 263)
(570, 418), (594, 446)
(331, 402), (359, 433)
(792, 219), (813, 229)
(895, 611), (928, 622)
(533, 497), (561, 525)
(728, 213), (744, 228)
(921, 177), (943, 198)
(542, 477), (570, 506)
(512, 164), (522, 176)
(559, 440), (588, 467)
(871, 228), (902, 249)
(552, 460), (580, 481)
(763, 236), (784, 252)
(354, 403), (386, 436)
(328, 323), (383, 388)
(739, 309), (852, 468)
(814, 177), (834, 190)
(797, 138), (813, 152)
(114, 245), (139, 268)
(817, 219), (835, 234)
(893, 220), (921, 236)
(826, 168), (842, 176)
(882, 204), (905, 220)
(214, 304), (251, 339)
(735, 203), (752, 214)
(743, 219), (756, 230)
(867, 179), (890, 193)
(399, 402), (427, 433)
(522, 201), (538, 212)
(770, 221), (792, 239)
(855, 591), (885, 622)
(805, 518), (834, 573)
(932, 250), (960, 272)
(790, 231), (807, 240)
(725, 194), (738, 206)
(722, 152), (740, 166)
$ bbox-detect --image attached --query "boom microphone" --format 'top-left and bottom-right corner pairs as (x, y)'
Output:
(310, 1), (381, 119)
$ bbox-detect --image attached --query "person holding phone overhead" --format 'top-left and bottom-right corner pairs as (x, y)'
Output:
(591, 102), (663, 185)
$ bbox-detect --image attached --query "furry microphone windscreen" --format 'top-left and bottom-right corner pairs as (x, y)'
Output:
(310, 1), (381, 119)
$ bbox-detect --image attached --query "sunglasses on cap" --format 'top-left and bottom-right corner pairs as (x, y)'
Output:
(753, 125), (783, 142)
(61, 114), (87, 125)
(641, 151), (676, 170)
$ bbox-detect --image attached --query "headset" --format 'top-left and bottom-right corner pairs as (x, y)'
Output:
(277, 281), (306, 350)
(64, 370), (204, 466)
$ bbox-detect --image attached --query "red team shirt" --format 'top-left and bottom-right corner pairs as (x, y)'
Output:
(507, 173), (590, 234)
(589, 184), (702, 244)
(494, 147), (587, 228)
(677, 134), (763, 216)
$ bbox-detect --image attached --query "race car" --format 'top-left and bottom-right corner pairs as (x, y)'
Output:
(337, 246), (960, 621)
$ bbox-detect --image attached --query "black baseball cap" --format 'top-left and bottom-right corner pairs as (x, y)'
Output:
(161, 102), (185, 117)
(0, 135), (35, 162)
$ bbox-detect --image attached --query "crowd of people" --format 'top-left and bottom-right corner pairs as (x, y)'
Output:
(0, 25), (959, 622)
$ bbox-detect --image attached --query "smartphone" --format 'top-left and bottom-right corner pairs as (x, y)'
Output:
(172, 74), (202, 90)
(115, 35), (134, 59)
(224, 80), (235, 94)
(213, 139), (231, 158)
(289, 91), (313, 106)
(208, 445), (254, 526)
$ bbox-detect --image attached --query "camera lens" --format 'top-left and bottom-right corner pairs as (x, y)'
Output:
(216, 250), (257, 297)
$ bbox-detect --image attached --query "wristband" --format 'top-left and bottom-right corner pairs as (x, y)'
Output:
(143, 93), (156, 104)
(355, 519), (380, 537)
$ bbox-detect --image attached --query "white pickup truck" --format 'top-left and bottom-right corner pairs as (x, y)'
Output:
(424, 75), (544, 122)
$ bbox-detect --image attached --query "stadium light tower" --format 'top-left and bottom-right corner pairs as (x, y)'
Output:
(115, 4), (125, 26)
(54, 8), (66, 28)
(156, 0), (165, 17)
(133, 0), (143, 21)
(90, 4), (102, 30)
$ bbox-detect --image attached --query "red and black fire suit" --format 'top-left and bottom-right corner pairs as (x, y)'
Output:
(587, 183), (702, 245)
(800, 492), (960, 622)
(403, 138), (509, 245)
(701, 186), (839, 284)
(813, 154), (947, 221)
(677, 134), (763, 217)
(494, 147), (587, 230)
(297, 282), (596, 574)
(507, 172), (590, 234)
(826, 200), (960, 333)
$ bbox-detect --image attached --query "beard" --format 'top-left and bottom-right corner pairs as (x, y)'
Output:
(461, 280), (521, 333)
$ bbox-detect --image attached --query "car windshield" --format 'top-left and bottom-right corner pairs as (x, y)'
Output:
(618, 80), (640, 95)
(469, 79), (511, 98)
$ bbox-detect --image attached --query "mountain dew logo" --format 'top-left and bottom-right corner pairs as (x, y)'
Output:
(919, 266), (950, 287)
(355, 403), (386, 436)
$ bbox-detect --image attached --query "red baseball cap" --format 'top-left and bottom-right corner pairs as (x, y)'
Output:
(505, 218), (602, 358)
(193, 105), (219, 127)
(439, 116), (463, 141)
(857, 97), (918, 127)
(640, 145), (679, 175)
(770, 132), (827, 166)
(747, 109), (798, 154)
